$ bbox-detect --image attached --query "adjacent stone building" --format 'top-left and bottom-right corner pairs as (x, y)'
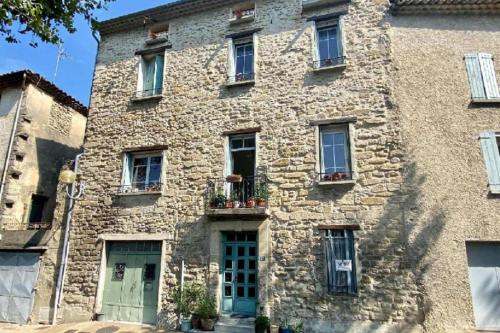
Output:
(389, 1), (500, 332)
(0, 70), (88, 324)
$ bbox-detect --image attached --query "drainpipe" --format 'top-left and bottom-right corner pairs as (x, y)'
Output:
(52, 153), (83, 325)
(0, 72), (27, 207)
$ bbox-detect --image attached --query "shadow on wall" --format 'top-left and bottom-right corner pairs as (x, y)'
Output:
(34, 137), (81, 224)
(266, 157), (445, 333)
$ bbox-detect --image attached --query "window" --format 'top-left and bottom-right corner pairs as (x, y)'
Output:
(312, 16), (345, 69)
(228, 34), (256, 83)
(479, 132), (500, 194)
(319, 124), (352, 182)
(137, 54), (164, 98)
(28, 194), (48, 224)
(465, 53), (500, 102)
(121, 152), (163, 193)
(324, 229), (357, 294)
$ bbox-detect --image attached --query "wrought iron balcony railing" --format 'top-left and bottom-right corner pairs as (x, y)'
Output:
(227, 72), (255, 84)
(134, 88), (162, 99)
(318, 171), (353, 183)
(207, 174), (268, 210)
(118, 182), (163, 194)
(313, 57), (345, 69)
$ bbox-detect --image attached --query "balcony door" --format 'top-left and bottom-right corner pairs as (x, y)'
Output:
(226, 135), (256, 202)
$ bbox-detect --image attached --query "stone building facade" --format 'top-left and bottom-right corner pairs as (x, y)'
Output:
(389, 2), (500, 332)
(62, 0), (424, 332)
(0, 70), (88, 324)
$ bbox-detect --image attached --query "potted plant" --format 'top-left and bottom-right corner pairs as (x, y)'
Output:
(195, 293), (218, 331)
(256, 182), (268, 208)
(225, 198), (234, 209)
(278, 319), (290, 333)
(173, 282), (205, 332)
(232, 192), (241, 208)
(293, 322), (304, 333)
(211, 189), (226, 208)
(234, 9), (243, 19)
(255, 315), (271, 333)
(246, 196), (256, 208)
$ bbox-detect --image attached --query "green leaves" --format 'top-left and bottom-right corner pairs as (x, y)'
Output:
(0, 0), (115, 46)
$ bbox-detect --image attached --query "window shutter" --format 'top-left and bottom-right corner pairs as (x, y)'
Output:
(121, 153), (132, 189)
(465, 53), (486, 99)
(252, 33), (258, 78)
(311, 21), (319, 64)
(136, 57), (143, 93)
(227, 39), (235, 80)
(338, 16), (346, 61)
(154, 55), (164, 94)
(143, 58), (155, 93)
(224, 136), (232, 197)
(478, 53), (500, 98)
(479, 132), (500, 194)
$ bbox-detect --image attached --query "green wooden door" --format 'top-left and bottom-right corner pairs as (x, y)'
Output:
(102, 241), (161, 324)
(221, 232), (257, 316)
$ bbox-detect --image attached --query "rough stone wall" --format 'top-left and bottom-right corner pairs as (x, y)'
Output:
(64, 0), (422, 332)
(0, 87), (22, 181)
(0, 84), (86, 230)
(389, 15), (500, 333)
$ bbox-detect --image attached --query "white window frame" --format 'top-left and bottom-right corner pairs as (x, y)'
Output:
(312, 16), (346, 69)
(121, 151), (165, 193)
(227, 34), (257, 84)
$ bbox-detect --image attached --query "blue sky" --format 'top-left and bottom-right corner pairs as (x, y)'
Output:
(0, 0), (174, 106)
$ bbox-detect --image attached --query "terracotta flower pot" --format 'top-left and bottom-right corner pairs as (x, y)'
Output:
(256, 199), (266, 208)
(192, 318), (201, 329)
(225, 200), (234, 209)
(246, 198), (256, 208)
(201, 318), (215, 331)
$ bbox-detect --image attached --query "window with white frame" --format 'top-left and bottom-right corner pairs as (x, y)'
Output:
(465, 53), (500, 101)
(324, 229), (357, 294)
(319, 124), (352, 182)
(228, 34), (256, 83)
(479, 132), (500, 194)
(121, 152), (163, 193)
(137, 53), (164, 98)
(312, 16), (345, 69)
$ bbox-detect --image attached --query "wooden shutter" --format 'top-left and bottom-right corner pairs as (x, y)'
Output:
(338, 16), (346, 61)
(311, 21), (319, 65)
(121, 153), (132, 190)
(143, 58), (155, 94)
(154, 55), (164, 95)
(478, 53), (500, 98)
(465, 53), (486, 99)
(252, 33), (258, 78)
(227, 38), (235, 81)
(479, 132), (500, 194)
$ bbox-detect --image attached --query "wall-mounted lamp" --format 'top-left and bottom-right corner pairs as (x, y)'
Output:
(58, 167), (85, 200)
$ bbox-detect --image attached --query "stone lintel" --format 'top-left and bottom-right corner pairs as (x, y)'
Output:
(98, 233), (171, 241)
(318, 224), (361, 230)
(222, 127), (262, 136)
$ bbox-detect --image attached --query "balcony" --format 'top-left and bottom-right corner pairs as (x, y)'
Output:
(229, 7), (255, 25)
(226, 72), (255, 87)
(117, 182), (163, 196)
(302, 0), (350, 11)
(317, 172), (355, 186)
(206, 174), (269, 218)
(313, 57), (346, 72)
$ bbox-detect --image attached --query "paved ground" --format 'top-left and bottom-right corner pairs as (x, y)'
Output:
(0, 321), (179, 333)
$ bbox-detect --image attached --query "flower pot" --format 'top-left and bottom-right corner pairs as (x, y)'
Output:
(278, 328), (291, 333)
(255, 327), (271, 333)
(181, 319), (192, 332)
(192, 318), (201, 329)
(246, 198), (256, 208)
(256, 199), (266, 208)
(225, 200), (234, 209)
(201, 318), (216, 331)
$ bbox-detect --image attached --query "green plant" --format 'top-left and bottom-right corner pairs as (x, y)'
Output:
(294, 323), (304, 333)
(172, 282), (205, 318)
(255, 315), (271, 329)
(255, 181), (268, 200)
(195, 293), (217, 319)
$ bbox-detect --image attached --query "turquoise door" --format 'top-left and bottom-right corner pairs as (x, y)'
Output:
(101, 241), (161, 324)
(221, 232), (257, 316)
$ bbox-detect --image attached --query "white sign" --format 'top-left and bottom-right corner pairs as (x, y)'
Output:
(335, 260), (352, 272)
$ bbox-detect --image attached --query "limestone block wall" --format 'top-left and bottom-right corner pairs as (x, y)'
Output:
(389, 15), (500, 333)
(64, 0), (422, 331)
(0, 88), (22, 181)
(0, 84), (86, 230)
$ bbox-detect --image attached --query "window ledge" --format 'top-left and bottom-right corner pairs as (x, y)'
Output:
(472, 98), (500, 105)
(226, 79), (255, 87)
(318, 179), (356, 186)
(313, 64), (347, 73)
(116, 191), (162, 197)
(303, 0), (350, 10)
(229, 15), (255, 25)
(145, 38), (170, 46)
(130, 95), (163, 103)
